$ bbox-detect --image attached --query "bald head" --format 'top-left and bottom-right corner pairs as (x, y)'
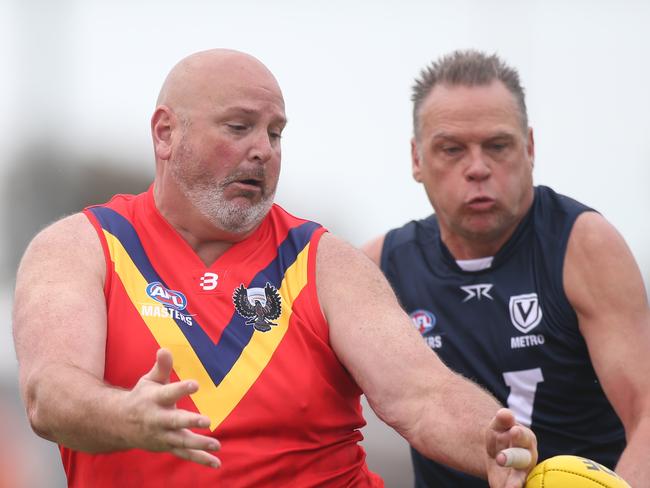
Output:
(156, 49), (284, 118)
(151, 49), (286, 237)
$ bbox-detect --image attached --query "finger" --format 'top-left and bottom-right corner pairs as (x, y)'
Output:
(171, 447), (221, 468)
(489, 408), (516, 433)
(154, 408), (211, 431)
(156, 380), (200, 407)
(497, 447), (532, 469)
(486, 408), (517, 455)
(142, 349), (174, 384)
(509, 424), (536, 449)
(164, 430), (221, 453)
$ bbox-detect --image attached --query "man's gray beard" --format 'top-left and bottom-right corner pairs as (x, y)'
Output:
(184, 183), (275, 233)
(168, 139), (275, 233)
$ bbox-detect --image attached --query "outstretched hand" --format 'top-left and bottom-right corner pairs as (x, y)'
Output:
(122, 349), (221, 468)
(486, 408), (537, 488)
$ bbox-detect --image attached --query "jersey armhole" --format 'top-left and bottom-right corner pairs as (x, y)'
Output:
(552, 210), (597, 334)
(82, 208), (112, 300)
(379, 229), (396, 273)
(305, 227), (329, 337)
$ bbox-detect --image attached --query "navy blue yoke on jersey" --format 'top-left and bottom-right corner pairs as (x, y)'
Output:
(381, 186), (625, 487)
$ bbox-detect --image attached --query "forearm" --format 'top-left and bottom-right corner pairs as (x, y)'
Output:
(22, 349), (221, 468)
(398, 371), (501, 478)
(615, 417), (650, 487)
(23, 362), (131, 453)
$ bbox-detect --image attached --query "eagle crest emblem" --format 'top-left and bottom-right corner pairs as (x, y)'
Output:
(233, 282), (282, 332)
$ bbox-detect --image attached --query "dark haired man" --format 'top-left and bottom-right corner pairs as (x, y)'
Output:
(364, 50), (650, 487)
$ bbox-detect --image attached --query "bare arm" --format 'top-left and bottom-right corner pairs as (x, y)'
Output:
(564, 212), (650, 486)
(12, 213), (220, 467)
(360, 234), (385, 265)
(317, 233), (536, 486)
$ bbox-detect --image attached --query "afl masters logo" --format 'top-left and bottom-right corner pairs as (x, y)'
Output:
(409, 309), (437, 334)
(233, 283), (282, 332)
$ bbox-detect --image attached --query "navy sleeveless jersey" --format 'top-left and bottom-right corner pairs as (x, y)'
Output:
(381, 186), (625, 487)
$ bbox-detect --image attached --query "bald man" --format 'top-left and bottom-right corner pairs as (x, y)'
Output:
(13, 49), (536, 488)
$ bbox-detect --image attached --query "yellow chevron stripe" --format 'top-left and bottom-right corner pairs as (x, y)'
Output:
(103, 229), (310, 431)
(209, 243), (310, 430)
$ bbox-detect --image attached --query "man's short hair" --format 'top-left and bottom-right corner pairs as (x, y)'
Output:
(412, 49), (528, 138)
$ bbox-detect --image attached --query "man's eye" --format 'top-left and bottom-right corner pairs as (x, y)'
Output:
(227, 124), (247, 132)
(269, 131), (282, 140)
(487, 142), (508, 151)
(442, 146), (462, 155)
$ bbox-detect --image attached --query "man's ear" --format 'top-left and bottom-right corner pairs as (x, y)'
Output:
(411, 138), (423, 182)
(151, 106), (175, 161)
(527, 127), (535, 167)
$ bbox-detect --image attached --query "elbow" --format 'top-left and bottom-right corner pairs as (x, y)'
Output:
(23, 382), (55, 443)
(25, 400), (50, 442)
(367, 394), (423, 445)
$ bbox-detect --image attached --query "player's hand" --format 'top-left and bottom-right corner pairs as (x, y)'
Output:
(485, 408), (537, 488)
(121, 348), (221, 468)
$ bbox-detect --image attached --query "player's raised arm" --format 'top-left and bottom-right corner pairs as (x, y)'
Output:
(564, 211), (650, 487)
(12, 213), (220, 467)
(316, 232), (536, 486)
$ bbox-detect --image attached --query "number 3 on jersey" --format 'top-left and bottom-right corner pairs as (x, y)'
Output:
(199, 272), (219, 291)
(502, 368), (544, 426)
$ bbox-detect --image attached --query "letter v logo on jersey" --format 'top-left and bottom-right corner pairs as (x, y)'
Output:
(509, 293), (543, 333)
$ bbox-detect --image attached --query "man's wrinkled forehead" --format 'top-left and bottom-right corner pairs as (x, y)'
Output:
(415, 82), (526, 139)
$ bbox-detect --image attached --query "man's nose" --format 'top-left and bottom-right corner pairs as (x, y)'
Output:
(464, 147), (491, 181)
(248, 130), (274, 163)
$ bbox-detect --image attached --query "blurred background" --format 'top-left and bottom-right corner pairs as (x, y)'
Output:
(1, 0), (649, 486)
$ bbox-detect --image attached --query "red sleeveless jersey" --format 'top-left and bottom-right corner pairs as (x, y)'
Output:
(60, 187), (383, 487)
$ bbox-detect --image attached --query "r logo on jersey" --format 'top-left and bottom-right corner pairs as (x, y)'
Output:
(461, 283), (493, 302)
(509, 293), (543, 333)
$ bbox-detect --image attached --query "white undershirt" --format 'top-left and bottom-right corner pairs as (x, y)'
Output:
(456, 256), (494, 272)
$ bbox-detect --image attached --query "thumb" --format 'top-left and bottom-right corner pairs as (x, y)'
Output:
(142, 348), (173, 384)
